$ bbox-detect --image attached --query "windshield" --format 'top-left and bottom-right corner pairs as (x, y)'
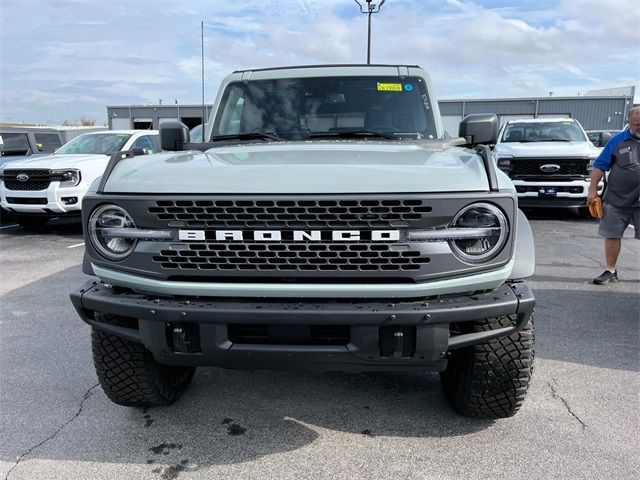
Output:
(55, 133), (131, 155)
(501, 121), (587, 143)
(212, 76), (437, 141)
(190, 125), (203, 142)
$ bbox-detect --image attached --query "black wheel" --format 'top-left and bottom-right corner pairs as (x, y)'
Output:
(15, 215), (49, 230)
(440, 315), (534, 419)
(91, 313), (196, 407)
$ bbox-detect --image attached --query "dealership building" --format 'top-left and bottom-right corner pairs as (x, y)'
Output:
(106, 86), (636, 134)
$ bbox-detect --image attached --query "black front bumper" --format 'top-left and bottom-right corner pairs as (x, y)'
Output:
(70, 281), (535, 372)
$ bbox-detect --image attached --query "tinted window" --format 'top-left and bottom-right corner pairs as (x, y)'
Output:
(55, 133), (132, 155)
(213, 76), (437, 140)
(34, 133), (62, 153)
(0, 133), (31, 156)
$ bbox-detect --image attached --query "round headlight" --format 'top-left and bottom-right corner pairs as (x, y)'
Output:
(89, 204), (137, 260)
(449, 203), (508, 263)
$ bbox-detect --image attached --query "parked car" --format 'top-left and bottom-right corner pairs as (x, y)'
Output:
(493, 118), (603, 213)
(586, 129), (620, 148)
(0, 130), (159, 229)
(0, 127), (65, 166)
(70, 64), (536, 419)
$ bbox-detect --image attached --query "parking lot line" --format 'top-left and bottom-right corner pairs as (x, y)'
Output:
(0, 224), (19, 230)
(67, 242), (85, 249)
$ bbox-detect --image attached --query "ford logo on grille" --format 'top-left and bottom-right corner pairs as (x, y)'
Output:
(540, 164), (561, 173)
(16, 173), (30, 182)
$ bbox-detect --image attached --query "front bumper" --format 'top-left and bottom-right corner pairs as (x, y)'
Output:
(70, 280), (535, 372)
(512, 179), (603, 208)
(0, 181), (87, 215)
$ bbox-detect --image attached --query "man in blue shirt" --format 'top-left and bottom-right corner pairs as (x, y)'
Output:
(587, 106), (640, 284)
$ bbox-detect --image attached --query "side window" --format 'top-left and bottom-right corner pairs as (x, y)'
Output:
(34, 133), (63, 153)
(131, 135), (155, 154)
(218, 87), (245, 135)
(0, 133), (31, 156)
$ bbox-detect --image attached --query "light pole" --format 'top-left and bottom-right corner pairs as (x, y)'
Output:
(354, 0), (386, 64)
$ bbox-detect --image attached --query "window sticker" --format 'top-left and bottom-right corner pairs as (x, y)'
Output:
(377, 83), (402, 92)
(404, 84), (414, 92)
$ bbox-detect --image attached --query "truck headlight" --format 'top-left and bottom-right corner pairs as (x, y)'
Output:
(449, 203), (508, 263)
(89, 204), (137, 260)
(586, 154), (598, 174)
(52, 169), (81, 187)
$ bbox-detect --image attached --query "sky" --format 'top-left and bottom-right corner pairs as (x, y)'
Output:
(0, 0), (638, 125)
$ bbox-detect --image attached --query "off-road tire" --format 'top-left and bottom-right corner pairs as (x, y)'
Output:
(91, 313), (196, 407)
(440, 315), (534, 419)
(15, 215), (49, 230)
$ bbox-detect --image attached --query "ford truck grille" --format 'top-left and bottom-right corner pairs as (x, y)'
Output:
(148, 199), (432, 229)
(152, 242), (430, 273)
(2, 169), (52, 191)
(511, 158), (589, 177)
(87, 194), (516, 283)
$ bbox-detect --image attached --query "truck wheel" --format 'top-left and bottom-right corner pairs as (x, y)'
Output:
(440, 315), (534, 419)
(91, 313), (196, 407)
(15, 215), (49, 230)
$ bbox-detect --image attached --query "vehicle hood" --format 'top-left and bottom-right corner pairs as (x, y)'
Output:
(103, 141), (495, 194)
(494, 141), (599, 158)
(1, 153), (109, 170)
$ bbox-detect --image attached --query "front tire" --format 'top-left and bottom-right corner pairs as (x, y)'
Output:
(91, 313), (196, 407)
(440, 315), (534, 419)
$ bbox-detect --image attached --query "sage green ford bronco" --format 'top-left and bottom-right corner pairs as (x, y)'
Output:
(71, 65), (536, 418)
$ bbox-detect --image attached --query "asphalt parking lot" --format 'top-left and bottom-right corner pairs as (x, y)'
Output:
(0, 211), (638, 480)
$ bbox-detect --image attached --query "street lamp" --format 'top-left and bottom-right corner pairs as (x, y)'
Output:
(354, 0), (386, 64)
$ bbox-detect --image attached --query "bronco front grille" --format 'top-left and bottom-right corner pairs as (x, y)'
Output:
(511, 158), (589, 177)
(148, 199), (432, 229)
(152, 242), (430, 273)
(2, 169), (52, 191)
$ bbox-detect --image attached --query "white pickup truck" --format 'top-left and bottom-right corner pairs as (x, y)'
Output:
(0, 130), (159, 229)
(492, 118), (603, 214)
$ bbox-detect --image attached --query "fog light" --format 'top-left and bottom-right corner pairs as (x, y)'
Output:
(569, 187), (583, 194)
(62, 197), (78, 205)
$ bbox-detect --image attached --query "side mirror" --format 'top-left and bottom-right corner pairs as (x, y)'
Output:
(459, 113), (499, 146)
(598, 131), (612, 147)
(130, 147), (148, 156)
(160, 120), (190, 151)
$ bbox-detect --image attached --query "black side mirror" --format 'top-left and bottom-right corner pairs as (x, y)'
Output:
(459, 113), (499, 146)
(130, 147), (148, 156)
(598, 131), (612, 147)
(160, 120), (190, 151)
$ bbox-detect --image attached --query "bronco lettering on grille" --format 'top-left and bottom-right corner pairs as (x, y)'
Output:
(178, 230), (400, 242)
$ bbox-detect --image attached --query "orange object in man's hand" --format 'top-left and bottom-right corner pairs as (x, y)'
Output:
(588, 197), (604, 218)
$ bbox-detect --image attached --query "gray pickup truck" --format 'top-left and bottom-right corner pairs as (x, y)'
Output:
(70, 65), (536, 418)
(0, 127), (64, 166)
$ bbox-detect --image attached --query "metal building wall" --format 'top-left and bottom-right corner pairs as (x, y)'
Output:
(439, 96), (632, 131)
(107, 105), (213, 130)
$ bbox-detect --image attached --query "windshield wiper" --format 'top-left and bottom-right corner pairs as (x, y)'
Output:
(210, 132), (284, 142)
(308, 130), (396, 140)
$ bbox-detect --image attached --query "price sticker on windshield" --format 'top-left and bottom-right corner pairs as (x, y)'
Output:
(377, 83), (402, 92)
